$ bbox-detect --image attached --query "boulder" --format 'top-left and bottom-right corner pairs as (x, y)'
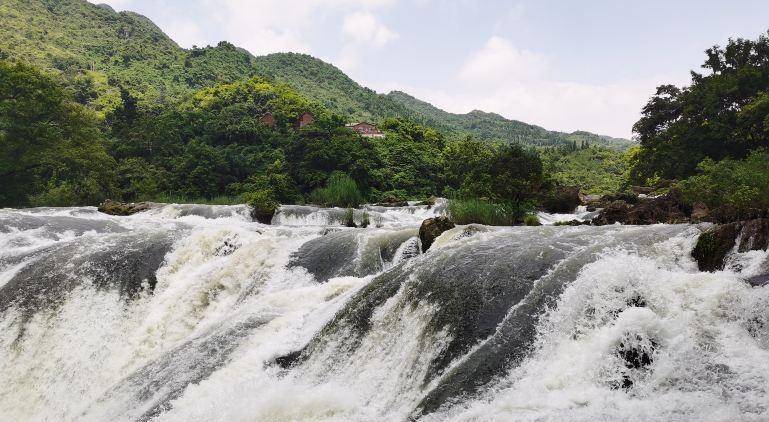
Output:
(706, 205), (769, 224)
(419, 216), (455, 252)
(631, 186), (655, 195)
(591, 192), (689, 226)
(375, 195), (409, 207)
(250, 208), (275, 224)
(691, 218), (769, 272)
(415, 196), (438, 208)
(690, 202), (709, 222)
(540, 186), (581, 214)
(691, 224), (740, 272)
(98, 200), (152, 216)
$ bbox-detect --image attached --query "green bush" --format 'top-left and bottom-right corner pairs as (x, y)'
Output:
(360, 212), (370, 228)
(242, 189), (279, 223)
(523, 214), (541, 226)
(344, 208), (356, 227)
(448, 198), (533, 226)
(309, 173), (364, 208)
(677, 149), (769, 211)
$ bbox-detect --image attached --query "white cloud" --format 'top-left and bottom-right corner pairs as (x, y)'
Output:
(458, 36), (549, 84)
(197, 0), (396, 55)
(403, 35), (677, 139)
(163, 20), (205, 49)
(342, 11), (398, 46)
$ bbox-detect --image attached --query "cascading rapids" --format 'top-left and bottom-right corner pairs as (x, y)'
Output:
(0, 203), (767, 422)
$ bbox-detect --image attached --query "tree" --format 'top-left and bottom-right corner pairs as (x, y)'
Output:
(631, 32), (769, 183)
(0, 61), (116, 206)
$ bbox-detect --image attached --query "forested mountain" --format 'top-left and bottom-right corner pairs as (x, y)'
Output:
(387, 91), (635, 149)
(0, 0), (631, 149)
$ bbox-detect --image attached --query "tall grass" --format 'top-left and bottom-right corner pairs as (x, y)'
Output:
(309, 173), (364, 208)
(448, 198), (532, 226)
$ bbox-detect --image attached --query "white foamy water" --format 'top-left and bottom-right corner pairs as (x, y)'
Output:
(0, 203), (767, 422)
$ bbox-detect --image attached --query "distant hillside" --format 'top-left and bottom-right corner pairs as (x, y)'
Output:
(252, 53), (412, 123)
(0, 0), (258, 107)
(0, 0), (633, 149)
(386, 91), (635, 149)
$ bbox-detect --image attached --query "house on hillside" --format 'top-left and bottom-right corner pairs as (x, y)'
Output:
(259, 112), (276, 128)
(295, 112), (315, 129)
(346, 122), (385, 138)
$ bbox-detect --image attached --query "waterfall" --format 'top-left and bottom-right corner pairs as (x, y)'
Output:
(1, 204), (767, 421)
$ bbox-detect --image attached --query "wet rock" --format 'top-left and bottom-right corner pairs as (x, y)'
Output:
(603, 191), (640, 205)
(415, 196), (437, 208)
(250, 208), (275, 225)
(590, 200), (633, 225)
(747, 274), (769, 287)
(540, 186), (581, 213)
(737, 218), (769, 252)
(690, 202), (710, 222)
(692, 218), (769, 272)
(706, 204), (769, 224)
(615, 334), (658, 389)
(274, 350), (302, 369)
(419, 216), (455, 252)
(98, 199), (152, 216)
(592, 192), (688, 225)
(374, 195), (409, 207)
(631, 186), (654, 195)
(691, 224), (740, 272)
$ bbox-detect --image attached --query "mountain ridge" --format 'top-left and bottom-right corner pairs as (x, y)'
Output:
(0, 0), (633, 149)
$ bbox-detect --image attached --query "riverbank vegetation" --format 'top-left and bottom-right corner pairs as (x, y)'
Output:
(0, 57), (557, 226)
(628, 33), (769, 215)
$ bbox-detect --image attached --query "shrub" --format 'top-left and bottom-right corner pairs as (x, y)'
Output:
(523, 214), (541, 226)
(448, 198), (533, 226)
(360, 212), (370, 228)
(344, 208), (356, 227)
(309, 173), (364, 208)
(677, 149), (769, 211)
(243, 189), (279, 223)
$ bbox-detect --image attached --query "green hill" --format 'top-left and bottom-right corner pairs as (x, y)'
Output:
(386, 91), (635, 149)
(0, 0), (633, 149)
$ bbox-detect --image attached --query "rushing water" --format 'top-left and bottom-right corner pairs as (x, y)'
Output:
(1, 202), (767, 422)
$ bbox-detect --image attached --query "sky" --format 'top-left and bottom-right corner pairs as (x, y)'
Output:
(90, 0), (769, 138)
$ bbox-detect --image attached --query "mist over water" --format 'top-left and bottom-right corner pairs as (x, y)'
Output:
(1, 203), (767, 421)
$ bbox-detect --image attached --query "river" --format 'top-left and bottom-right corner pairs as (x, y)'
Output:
(0, 202), (767, 421)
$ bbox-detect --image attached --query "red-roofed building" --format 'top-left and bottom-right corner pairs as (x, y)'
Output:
(346, 122), (385, 138)
(259, 112), (276, 128)
(295, 112), (315, 129)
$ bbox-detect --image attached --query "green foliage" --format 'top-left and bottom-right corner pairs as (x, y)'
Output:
(631, 32), (769, 182)
(343, 208), (356, 227)
(455, 143), (544, 203)
(541, 146), (630, 195)
(677, 149), (769, 211)
(0, 60), (116, 206)
(370, 118), (443, 198)
(309, 173), (364, 208)
(243, 189), (279, 216)
(448, 199), (533, 226)
(0, 3), (562, 211)
(523, 214), (541, 226)
(359, 212), (370, 228)
(386, 91), (634, 150)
